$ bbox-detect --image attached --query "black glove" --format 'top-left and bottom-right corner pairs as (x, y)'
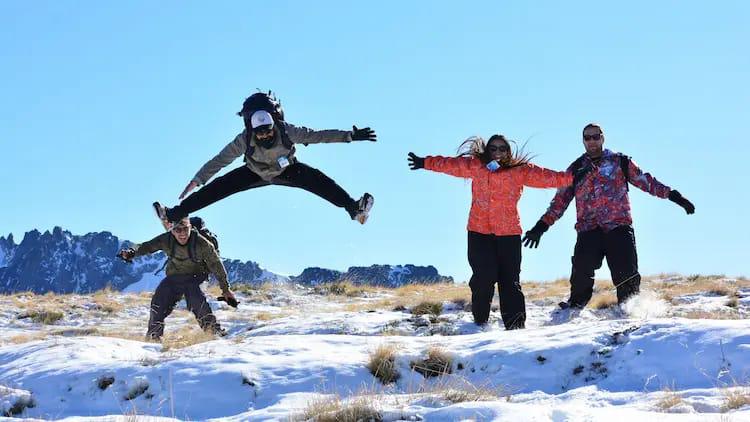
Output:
(668, 190), (695, 215)
(407, 152), (425, 170)
(217, 296), (239, 308)
(116, 248), (136, 263)
(572, 164), (592, 187)
(522, 220), (550, 248)
(351, 125), (377, 141)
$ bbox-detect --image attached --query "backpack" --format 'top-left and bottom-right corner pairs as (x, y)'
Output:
(237, 91), (293, 151)
(189, 216), (219, 254)
(571, 153), (631, 191)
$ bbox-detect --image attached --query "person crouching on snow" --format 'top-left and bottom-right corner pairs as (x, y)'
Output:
(407, 135), (588, 330)
(117, 217), (237, 341)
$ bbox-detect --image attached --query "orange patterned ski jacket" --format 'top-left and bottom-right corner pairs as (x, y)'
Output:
(424, 156), (572, 236)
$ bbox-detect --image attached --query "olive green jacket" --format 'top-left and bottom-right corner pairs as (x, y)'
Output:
(133, 231), (230, 294)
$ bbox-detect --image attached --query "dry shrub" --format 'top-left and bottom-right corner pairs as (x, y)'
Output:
(411, 347), (453, 378)
(254, 311), (289, 321)
(314, 280), (376, 297)
(297, 395), (381, 422)
(367, 344), (400, 384)
(23, 309), (64, 324)
(726, 297), (739, 308)
(590, 294), (618, 310)
(161, 326), (218, 351)
(9, 332), (48, 344)
(655, 387), (684, 410)
(97, 330), (148, 342)
(524, 278), (570, 301)
(92, 287), (124, 315)
(411, 301), (443, 317)
(680, 310), (741, 320)
(50, 327), (98, 337)
(722, 387), (750, 412)
(658, 275), (748, 299)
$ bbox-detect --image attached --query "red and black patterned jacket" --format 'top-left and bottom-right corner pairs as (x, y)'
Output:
(541, 149), (672, 233)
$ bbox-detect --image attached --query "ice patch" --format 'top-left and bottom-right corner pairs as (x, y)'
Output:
(622, 290), (670, 319)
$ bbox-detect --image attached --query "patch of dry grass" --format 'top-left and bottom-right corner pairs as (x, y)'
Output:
(254, 311), (290, 321)
(655, 387), (684, 411)
(652, 275), (748, 299)
(410, 346), (453, 378)
(313, 280), (379, 297)
(721, 387), (750, 412)
(161, 326), (218, 351)
(680, 310), (741, 320)
(21, 309), (64, 324)
(296, 395), (382, 422)
(411, 301), (443, 317)
(726, 297), (740, 308)
(8, 332), (48, 344)
(367, 344), (400, 384)
(91, 287), (125, 315)
(590, 293), (618, 310)
(97, 330), (148, 342)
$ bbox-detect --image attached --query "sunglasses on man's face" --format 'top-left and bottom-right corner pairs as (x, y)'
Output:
(583, 133), (602, 141)
(172, 226), (190, 234)
(487, 145), (510, 153)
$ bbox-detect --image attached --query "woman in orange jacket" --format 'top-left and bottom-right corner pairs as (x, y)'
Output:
(408, 134), (583, 329)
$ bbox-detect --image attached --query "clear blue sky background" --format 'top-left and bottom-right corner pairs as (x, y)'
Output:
(2, 1), (748, 283)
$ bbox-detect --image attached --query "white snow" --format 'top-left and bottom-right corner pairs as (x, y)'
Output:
(0, 277), (748, 421)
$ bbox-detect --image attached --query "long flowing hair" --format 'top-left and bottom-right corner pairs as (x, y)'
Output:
(456, 134), (534, 168)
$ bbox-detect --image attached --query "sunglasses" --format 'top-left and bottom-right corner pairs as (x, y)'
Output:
(583, 134), (602, 141)
(172, 226), (190, 234)
(487, 145), (510, 153)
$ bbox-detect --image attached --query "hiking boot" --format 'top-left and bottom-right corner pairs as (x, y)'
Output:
(152, 202), (173, 231)
(558, 301), (584, 310)
(350, 193), (374, 224)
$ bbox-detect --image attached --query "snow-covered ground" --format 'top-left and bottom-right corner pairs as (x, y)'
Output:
(1, 276), (749, 421)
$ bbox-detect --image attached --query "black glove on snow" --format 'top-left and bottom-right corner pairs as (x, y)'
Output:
(522, 220), (550, 248)
(668, 190), (695, 214)
(407, 152), (425, 170)
(116, 248), (136, 263)
(351, 126), (377, 141)
(217, 296), (240, 308)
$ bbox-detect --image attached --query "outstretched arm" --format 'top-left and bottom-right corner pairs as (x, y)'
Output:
(521, 163), (573, 188)
(126, 232), (170, 258)
(285, 123), (376, 145)
(627, 158), (694, 214)
(184, 134), (247, 198)
(423, 156), (477, 178)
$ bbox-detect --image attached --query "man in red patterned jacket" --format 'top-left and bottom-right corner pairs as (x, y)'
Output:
(522, 123), (695, 309)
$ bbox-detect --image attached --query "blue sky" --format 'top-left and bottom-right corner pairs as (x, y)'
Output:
(2, 1), (748, 283)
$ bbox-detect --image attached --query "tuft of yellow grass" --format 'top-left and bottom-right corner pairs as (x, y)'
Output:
(411, 301), (443, 317)
(367, 344), (400, 384)
(92, 287), (125, 315)
(655, 387), (684, 411)
(590, 293), (618, 310)
(9, 332), (48, 344)
(254, 311), (290, 321)
(161, 326), (218, 351)
(296, 395), (382, 422)
(410, 346), (453, 378)
(721, 387), (750, 412)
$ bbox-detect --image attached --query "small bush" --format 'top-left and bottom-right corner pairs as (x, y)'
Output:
(411, 347), (453, 378)
(161, 326), (218, 351)
(590, 294), (618, 310)
(298, 395), (382, 422)
(655, 387), (683, 410)
(3, 395), (36, 417)
(722, 387), (750, 412)
(26, 309), (64, 324)
(367, 344), (400, 384)
(123, 379), (149, 401)
(726, 297), (739, 308)
(411, 301), (443, 317)
(314, 281), (368, 297)
(97, 376), (115, 390)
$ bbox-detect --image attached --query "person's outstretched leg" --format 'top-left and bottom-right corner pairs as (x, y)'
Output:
(468, 231), (499, 325)
(272, 162), (373, 223)
(146, 277), (182, 341)
(183, 275), (224, 335)
(496, 235), (525, 330)
(165, 166), (269, 222)
(566, 229), (605, 309)
(604, 225), (641, 305)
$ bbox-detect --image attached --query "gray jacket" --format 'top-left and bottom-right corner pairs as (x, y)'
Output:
(192, 123), (354, 183)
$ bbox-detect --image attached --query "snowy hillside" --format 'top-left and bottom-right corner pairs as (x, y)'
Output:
(0, 275), (748, 421)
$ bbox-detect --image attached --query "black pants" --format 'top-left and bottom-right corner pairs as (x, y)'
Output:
(567, 225), (640, 308)
(167, 162), (357, 221)
(467, 231), (525, 330)
(146, 273), (221, 340)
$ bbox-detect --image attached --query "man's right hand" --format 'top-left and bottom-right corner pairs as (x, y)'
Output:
(522, 220), (550, 248)
(117, 248), (136, 263)
(217, 291), (239, 308)
(407, 152), (425, 170)
(179, 181), (199, 200)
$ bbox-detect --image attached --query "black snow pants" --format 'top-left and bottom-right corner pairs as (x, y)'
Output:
(567, 225), (641, 309)
(166, 162), (357, 221)
(467, 231), (525, 330)
(146, 273), (221, 340)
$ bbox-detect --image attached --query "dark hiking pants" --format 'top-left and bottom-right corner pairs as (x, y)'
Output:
(567, 225), (641, 309)
(146, 273), (221, 340)
(467, 231), (525, 330)
(166, 162), (357, 221)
